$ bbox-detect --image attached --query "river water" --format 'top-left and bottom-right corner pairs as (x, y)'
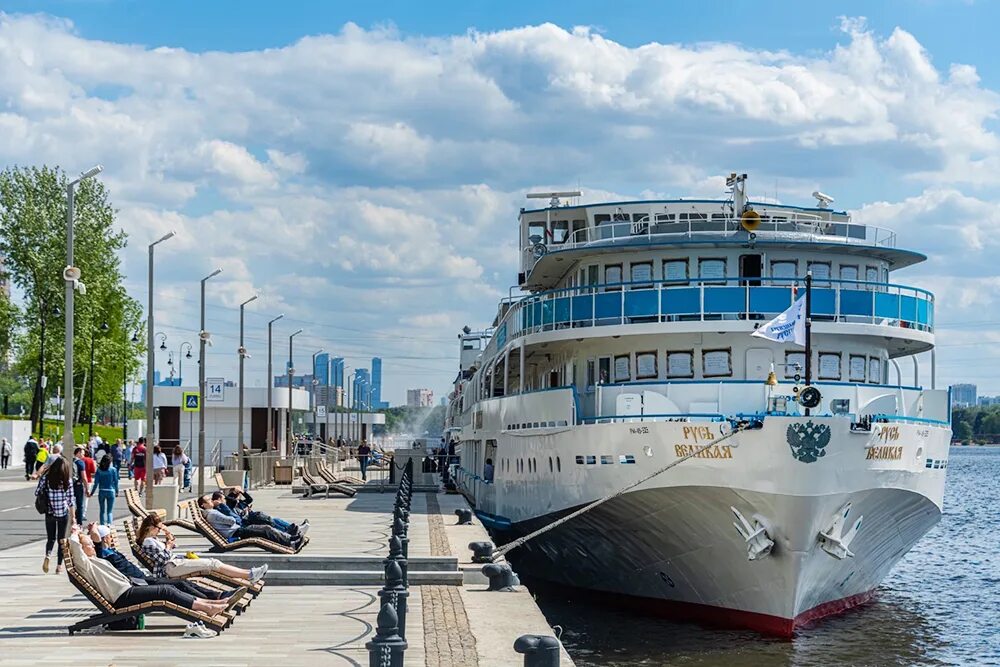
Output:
(528, 447), (999, 666)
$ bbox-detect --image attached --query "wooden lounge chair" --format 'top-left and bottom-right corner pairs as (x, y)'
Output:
(61, 540), (235, 635)
(316, 462), (362, 492)
(187, 501), (309, 554)
(122, 518), (263, 599)
(301, 469), (355, 498)
(123, 488), (196, 532)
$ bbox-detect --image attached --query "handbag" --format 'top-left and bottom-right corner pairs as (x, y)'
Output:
(34, 489), (49, 515)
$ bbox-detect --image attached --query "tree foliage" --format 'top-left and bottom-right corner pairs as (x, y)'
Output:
(950, 405), (1000, 443)
(0, 166), (144, 428)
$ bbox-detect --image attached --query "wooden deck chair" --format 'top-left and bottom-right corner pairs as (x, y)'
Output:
(61, 540), (235, 635)
(188, 500), (309, 554)
(316, 462), (361, 494)
(123, 488), (196, 531)
(122, 517), (263, 598)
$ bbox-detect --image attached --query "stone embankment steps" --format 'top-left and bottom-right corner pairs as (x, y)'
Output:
(198, 553), (463, 585)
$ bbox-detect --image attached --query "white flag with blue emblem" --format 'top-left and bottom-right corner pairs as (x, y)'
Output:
(751, 295), (806, 346)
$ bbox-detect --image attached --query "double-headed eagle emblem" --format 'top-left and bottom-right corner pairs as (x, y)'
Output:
(786, 421), (831, 463)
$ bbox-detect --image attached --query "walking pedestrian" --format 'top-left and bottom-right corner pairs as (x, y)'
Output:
(90, 455), (118, 525)
(152, 445), (167, 485)
(112, 439), (124, 477)
(1, 437), (11, 469)
(35, 456), (75, 574)
(357, 440), (371, 481)
(34, 442), (49, 475)
(23, 437), (39, 480)
(82, 446), (96, 521)
(124, 440), (134, 479)
(131, 438), (147, 495)
(72, 447), (88, 525)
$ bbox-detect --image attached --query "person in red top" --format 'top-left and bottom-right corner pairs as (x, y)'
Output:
(131, 438), (148, 495)
(82, 447), (97, 522)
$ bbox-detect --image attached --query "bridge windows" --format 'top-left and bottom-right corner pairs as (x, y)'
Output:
(614, 355), (631, 382)
(636, 351), (658, 380)
(849, 355), (867, 382)
(785, 352), (805, 379)
(808, 261), (831, 283)
(630, 261), (653, 288)
(868, 357), (883, 384)
(663, 259), (688, 284)
(604, 264), (623, 289)
(865, 265), (879, 284)
(702, 349), (732, 377)
(770, 260), (796, 282)
(698, 258), (726, 284)
(818, 352), (842, 380)
(666, 351), (694, 378)
(840, 264), (859, 285)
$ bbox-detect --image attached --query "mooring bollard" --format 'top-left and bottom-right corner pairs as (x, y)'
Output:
(379, 559), (410, 641)
(455, 508), (473, 525)
(513, 635), (561, 667)
(482, 562), (520, 591)
(468, 541), (494, 563)
(366, 600), (407, 667)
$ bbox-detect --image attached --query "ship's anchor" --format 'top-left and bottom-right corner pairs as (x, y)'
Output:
(818, 502), (863, 560)
(731, 507), (774, 561)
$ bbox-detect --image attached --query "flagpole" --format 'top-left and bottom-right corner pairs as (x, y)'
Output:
(804, 270), (813, 417)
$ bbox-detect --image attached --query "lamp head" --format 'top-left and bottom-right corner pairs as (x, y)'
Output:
(100, 322), (109, 332)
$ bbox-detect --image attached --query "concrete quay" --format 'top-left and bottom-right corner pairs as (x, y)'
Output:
(0, 482), (574, 666)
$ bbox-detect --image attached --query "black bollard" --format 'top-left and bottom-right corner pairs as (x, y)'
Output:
(482, 562), (520, 591)
(454, 508), (473, 525)
(385, 534), (409, 588)
(366, 600), (407, 667)
(393, 504), (409, 526)
(468, 541), (494, 563)
(392, 516), (410, 559)
(379, 559), (410, 641)
(513, 635), (561, 667)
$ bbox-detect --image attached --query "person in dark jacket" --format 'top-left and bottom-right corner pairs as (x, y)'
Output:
(212, 489), (307, 536)
(24, 438), (39, 480)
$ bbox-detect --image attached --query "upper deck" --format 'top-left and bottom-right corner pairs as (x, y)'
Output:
(519, 198), (923, 291)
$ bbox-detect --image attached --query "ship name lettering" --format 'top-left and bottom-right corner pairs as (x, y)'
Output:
(682, 426), (716, 443)
(674, 444), (733, 460)
(866, 446), (903, 461)
(876, 426), (900, 442)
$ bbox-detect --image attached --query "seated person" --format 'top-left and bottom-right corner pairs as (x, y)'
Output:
(88, 523), (237, 601)
(137, 514), (267, 582)
(67, 525), (234, 619)
(198, 495), (303, 549)
(212, 489), (309, 537)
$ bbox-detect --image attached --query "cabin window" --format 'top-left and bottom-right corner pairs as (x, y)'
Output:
(586, 359), (596, 388)
(865, 266), (879, 285)
(619, 454), (636, 464)
(575, 455), (584, 464)
(630, 262), (653, 287)
(663, 259), (688, 283)
(556, 456), (561, 472)
(785, 352), (805, 379)
(679, 212), (708, 222)
(601, 455), (614, 465)
(666, 351), (694, 378)
(527, 221), (546, 245)
(808, 262), (831, 283)
(869, 357), (883, 384)
(586, 455), (597, 465)
(840, 265), (859, 286)
(636, 351), (658, 380)
(849, 355), (866, 382)
(549, 457), (553, 472)
(571, 219), (587, 241)
(598, 357), (611, 385)
(551, 220), (569, 244)
(698, 258), (726, 284)
(770, 260), (797, 281)
(605, 264), (623, 289)
(614, 355), (631, 382)
(594, 214), (611, 226)
(655, 213), (676, 223)
(702, 349), (732, 377)
(818, 352), (842, 380)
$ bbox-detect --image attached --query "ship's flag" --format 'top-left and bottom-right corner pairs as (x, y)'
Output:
(752, 295), (806, 346)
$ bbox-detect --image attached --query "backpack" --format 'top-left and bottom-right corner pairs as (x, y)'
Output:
(34, 488), (49, 515)
(106, 615), (143, 631)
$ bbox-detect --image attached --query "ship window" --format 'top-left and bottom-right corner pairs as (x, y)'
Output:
(575, 455), (584, 464)
(818, 352), (841, 380)
(598, 357), (611, 385)
(785, 352), (805, 379)
(770, 260), (797, 282)
(636, 351), (658, 380)
(666, 351), (694, 378)
(702, 349), (732, 377)
(549, 457), (553, 472)
(630, 262), (653, 287)
(571, 219), (587, 240)
(663, 259), (688, 283)
(654, 213), (676, 223)
(808, 262), (831, 283)
(557, 456), (561, 472)
(680, 212), (708, 222)
(869, 357), (883, 384)
(594, 214), (611, 226)
(558, 420), (568, 426)
(849, 355), (866, 382)
(865, 266), (879, 285)
(619, 454), (636, 464)
(586, 455), (597, 465)
(601, 455), (614, 465)
(614, 355), (631, 382)
(587, 359), (596, 388)
(840, 265), (859, 286)
(698, 258), (726, 284)
(551, 220), (569, 244)
(605, 264), (623, 289)
(527, 221), (545, 244)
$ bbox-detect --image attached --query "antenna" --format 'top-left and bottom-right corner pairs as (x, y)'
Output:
(812, 191), (835, 209)
(526, 191), (582, 208)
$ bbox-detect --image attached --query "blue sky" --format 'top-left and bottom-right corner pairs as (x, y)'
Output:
(1, 2), (1000, 400)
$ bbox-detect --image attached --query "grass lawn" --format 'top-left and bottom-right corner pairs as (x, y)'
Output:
(37, 419), (125, 444)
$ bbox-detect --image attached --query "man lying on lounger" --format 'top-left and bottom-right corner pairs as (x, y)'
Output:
(67, 525), (238, 619)
(198, 495), (304, 549)
(211, 489), (309, 538)
(86, 523), (241, 602)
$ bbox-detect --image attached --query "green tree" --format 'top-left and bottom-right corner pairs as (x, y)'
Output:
(0, 166), (144, 433)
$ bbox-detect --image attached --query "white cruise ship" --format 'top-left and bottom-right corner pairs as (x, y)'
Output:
(445, 174), (951, 636)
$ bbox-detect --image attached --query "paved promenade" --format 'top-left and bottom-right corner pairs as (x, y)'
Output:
(0, 481), (573, 666)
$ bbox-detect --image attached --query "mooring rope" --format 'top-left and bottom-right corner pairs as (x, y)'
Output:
(490, 422), (746, 560)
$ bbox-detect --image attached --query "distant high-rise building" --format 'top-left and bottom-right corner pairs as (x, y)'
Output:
(353, 369), (371, 408)
(331, 357), (345, 390)
(274, 374), (312, 389)
(407, 389), (434, 408)
(951, 384), (977, 408)
(314, 352), (330, 386)
(371, 357), (388, 408)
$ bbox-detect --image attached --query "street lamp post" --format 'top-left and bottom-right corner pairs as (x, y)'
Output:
(63, 164), (103, 460)
(144, 231), (175, 506)
(286, 329), (303, 456)
(123, 330), (138, 441)
(197, 268), (223, 497)
(237, 295), (258, 454)
(87, 321), (109, 438)
(266, 314), (284, 453)
(311, 349), (323, 441)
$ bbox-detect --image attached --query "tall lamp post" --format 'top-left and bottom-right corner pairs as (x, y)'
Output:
(196, 268), (223, 497)
(123, 329), (139, 441)
(237, 295), (258, 453)
(286, 329), (303, 456)
(144, 231), (175, 506)
(311, 349), (324, 441)
(87, 321), (109, 438)
(266, 314), (284, 453)
(63, 164), (103, 459)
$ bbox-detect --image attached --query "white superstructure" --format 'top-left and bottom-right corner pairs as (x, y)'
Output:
(445, 175), (950, 636)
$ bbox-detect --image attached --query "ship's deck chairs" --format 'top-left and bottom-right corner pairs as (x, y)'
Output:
(61, 539), (235, 635)
(123, 488), (196, 532)
(316, 461), (362, 490)
(122, 517), (263, 599)
(304, 467), (355, 498)
(187, 501), (309, 554)
(214, 472), (230, 489)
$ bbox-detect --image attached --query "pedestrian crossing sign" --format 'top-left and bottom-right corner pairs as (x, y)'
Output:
(182, 392), (200, 412)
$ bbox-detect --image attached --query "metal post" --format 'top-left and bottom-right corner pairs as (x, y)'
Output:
(238, 296), (258, 454)
(197, 268), (222, 498)
(145, 233), (174, 508)
(804, 271), (813, 417)
(311, 349), (323, 441)
(287, 330), (303, 457)
(87, 322), (107, 439)
(122, 333), (128, 441)
(266, 314), (284, 454)
(324, 356), (330, 445)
